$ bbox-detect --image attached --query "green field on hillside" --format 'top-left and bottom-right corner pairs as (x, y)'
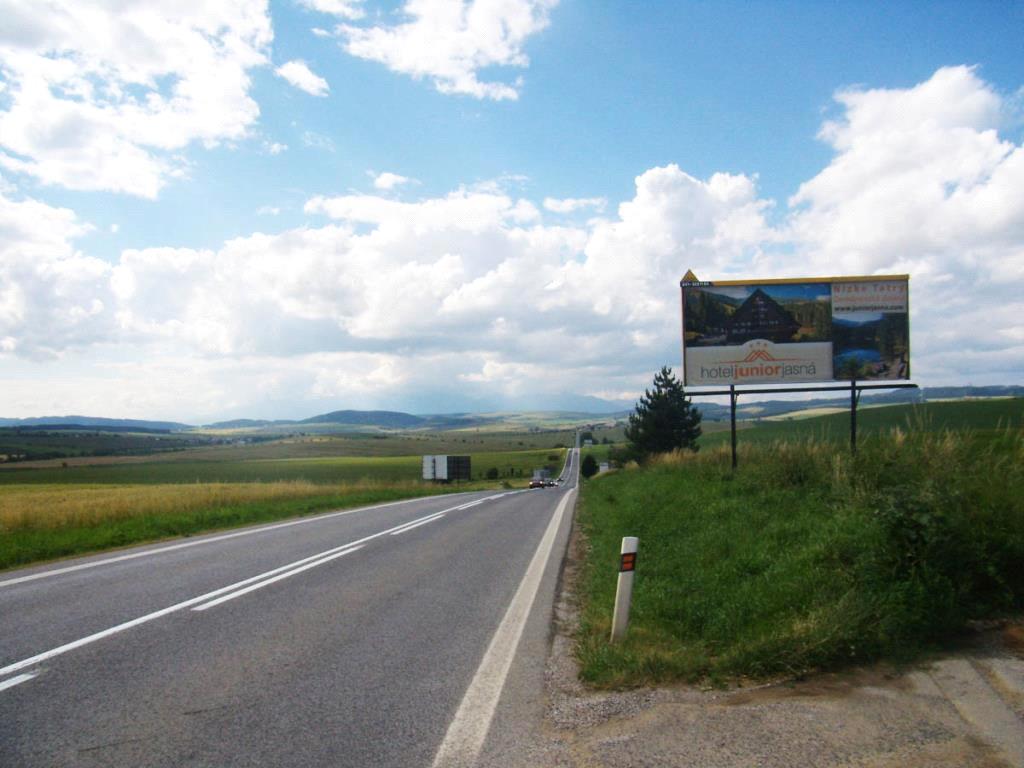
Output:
(575, 398), (1024, 687)
(700, 398), (1024, 449)
(0, 428), (581, 467)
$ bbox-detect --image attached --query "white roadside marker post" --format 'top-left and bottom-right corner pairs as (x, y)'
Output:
(610, 536), (638, 643)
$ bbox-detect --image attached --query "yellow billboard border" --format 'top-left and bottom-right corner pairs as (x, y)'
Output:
(680, 273), (910, 287)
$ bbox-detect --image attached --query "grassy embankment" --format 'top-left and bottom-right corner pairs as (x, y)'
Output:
(699, 398), (1021, 448)
(575, 399), (1024, 687)
(0, 446), (564, 571)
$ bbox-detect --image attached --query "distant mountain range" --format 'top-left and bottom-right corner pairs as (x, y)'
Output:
(2, 386), (1021, 432)
(0, 415), (191, 432)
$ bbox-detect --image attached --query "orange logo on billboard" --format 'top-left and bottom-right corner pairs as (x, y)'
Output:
(728, 341), (799, 365)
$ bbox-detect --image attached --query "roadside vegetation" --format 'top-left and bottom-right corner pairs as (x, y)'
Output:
(575, 400), (1024, 687)
(0, 481), (464, 571)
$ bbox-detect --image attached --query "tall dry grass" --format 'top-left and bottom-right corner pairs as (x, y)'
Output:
(0, 480), (424, 532)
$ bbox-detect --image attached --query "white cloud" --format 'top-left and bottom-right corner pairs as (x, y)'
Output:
(298, 0), (365, 20)
(2, 67), (1022, 418)
(275, 60), (331, 97)
(543, 196), (606, 214)
(0, 183), (113, 359)
(264, 141), (289, 155)
(338, 0), (557, 100)
(372, 171), (413, 190)
(782, 65), (1024, 382)
(0, 0), (271, 198)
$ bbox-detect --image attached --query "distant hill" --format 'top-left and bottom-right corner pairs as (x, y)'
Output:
(300, 410), (427, 428)
(0, 415), (191, 432)
(694, 385), (1024, 421)
(4, 387), (1021, 433)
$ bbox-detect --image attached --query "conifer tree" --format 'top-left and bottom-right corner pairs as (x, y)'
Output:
(625, 366), (702, 458)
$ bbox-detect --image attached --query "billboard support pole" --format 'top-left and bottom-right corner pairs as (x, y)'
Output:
(729, 384), (738, 469)
(850, 379), (858, 454)
(686, 382), (918, 468)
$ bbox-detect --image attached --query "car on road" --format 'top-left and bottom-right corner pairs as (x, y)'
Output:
(528, 478), (545, 488)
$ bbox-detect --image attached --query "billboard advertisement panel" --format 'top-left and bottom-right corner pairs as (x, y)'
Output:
(681, 275), (909, 387)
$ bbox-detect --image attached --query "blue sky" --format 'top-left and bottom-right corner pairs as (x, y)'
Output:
(1, 1), (1022, 421)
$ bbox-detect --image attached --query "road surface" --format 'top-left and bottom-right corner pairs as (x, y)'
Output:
(0, 450), (578, 767)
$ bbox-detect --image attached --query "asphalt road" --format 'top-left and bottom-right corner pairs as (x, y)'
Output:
(0, 450), (578, 767)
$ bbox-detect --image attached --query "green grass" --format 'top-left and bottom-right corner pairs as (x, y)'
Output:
(701, 398), (1024, 449)
(575, 422), (1024, 687)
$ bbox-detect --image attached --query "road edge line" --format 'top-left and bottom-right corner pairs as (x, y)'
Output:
(431, 486), (576, 768)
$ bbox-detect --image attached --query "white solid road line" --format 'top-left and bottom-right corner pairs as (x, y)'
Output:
(0, 495), (435, 589)
(430, 487), (577, 768)
(0, 495), (502, 684)
(0, 673), (36, 692)
(191, 545), (364, 611)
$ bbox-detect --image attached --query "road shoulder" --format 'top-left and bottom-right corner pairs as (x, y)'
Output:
(525, 518), (1024, 768)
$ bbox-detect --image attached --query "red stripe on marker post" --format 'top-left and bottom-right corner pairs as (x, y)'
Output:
(611, 536), (638, 642)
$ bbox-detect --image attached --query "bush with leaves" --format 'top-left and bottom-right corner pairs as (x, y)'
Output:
(581, 454), (599, 478)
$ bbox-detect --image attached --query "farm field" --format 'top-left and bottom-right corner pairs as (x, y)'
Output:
(0, 481), (464, 571)
(0, 447), (566, 485)
(699, 398), (1024, 449)
(0, 439), (571, 570)
(0, 428), (582, 468)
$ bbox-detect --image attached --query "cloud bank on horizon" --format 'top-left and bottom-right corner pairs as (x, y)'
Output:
(0, 1), (1021, 421)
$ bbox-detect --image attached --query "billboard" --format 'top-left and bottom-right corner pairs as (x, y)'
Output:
(422, 455), (472, 482)
(681, 275), (909, 387)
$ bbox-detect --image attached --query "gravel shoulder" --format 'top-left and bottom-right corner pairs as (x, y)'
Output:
(516, 517), (1024, 768)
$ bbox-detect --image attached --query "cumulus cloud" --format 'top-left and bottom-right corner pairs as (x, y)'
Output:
(2, 66), (1022, 417)
(783, 65), (1024, 381)
(336, 0), (557, 100)
(275, 60), (330, 97)
(0, 183), (113, 359)
(298, 0), (365, 20)
(0, 0), (271, 198)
